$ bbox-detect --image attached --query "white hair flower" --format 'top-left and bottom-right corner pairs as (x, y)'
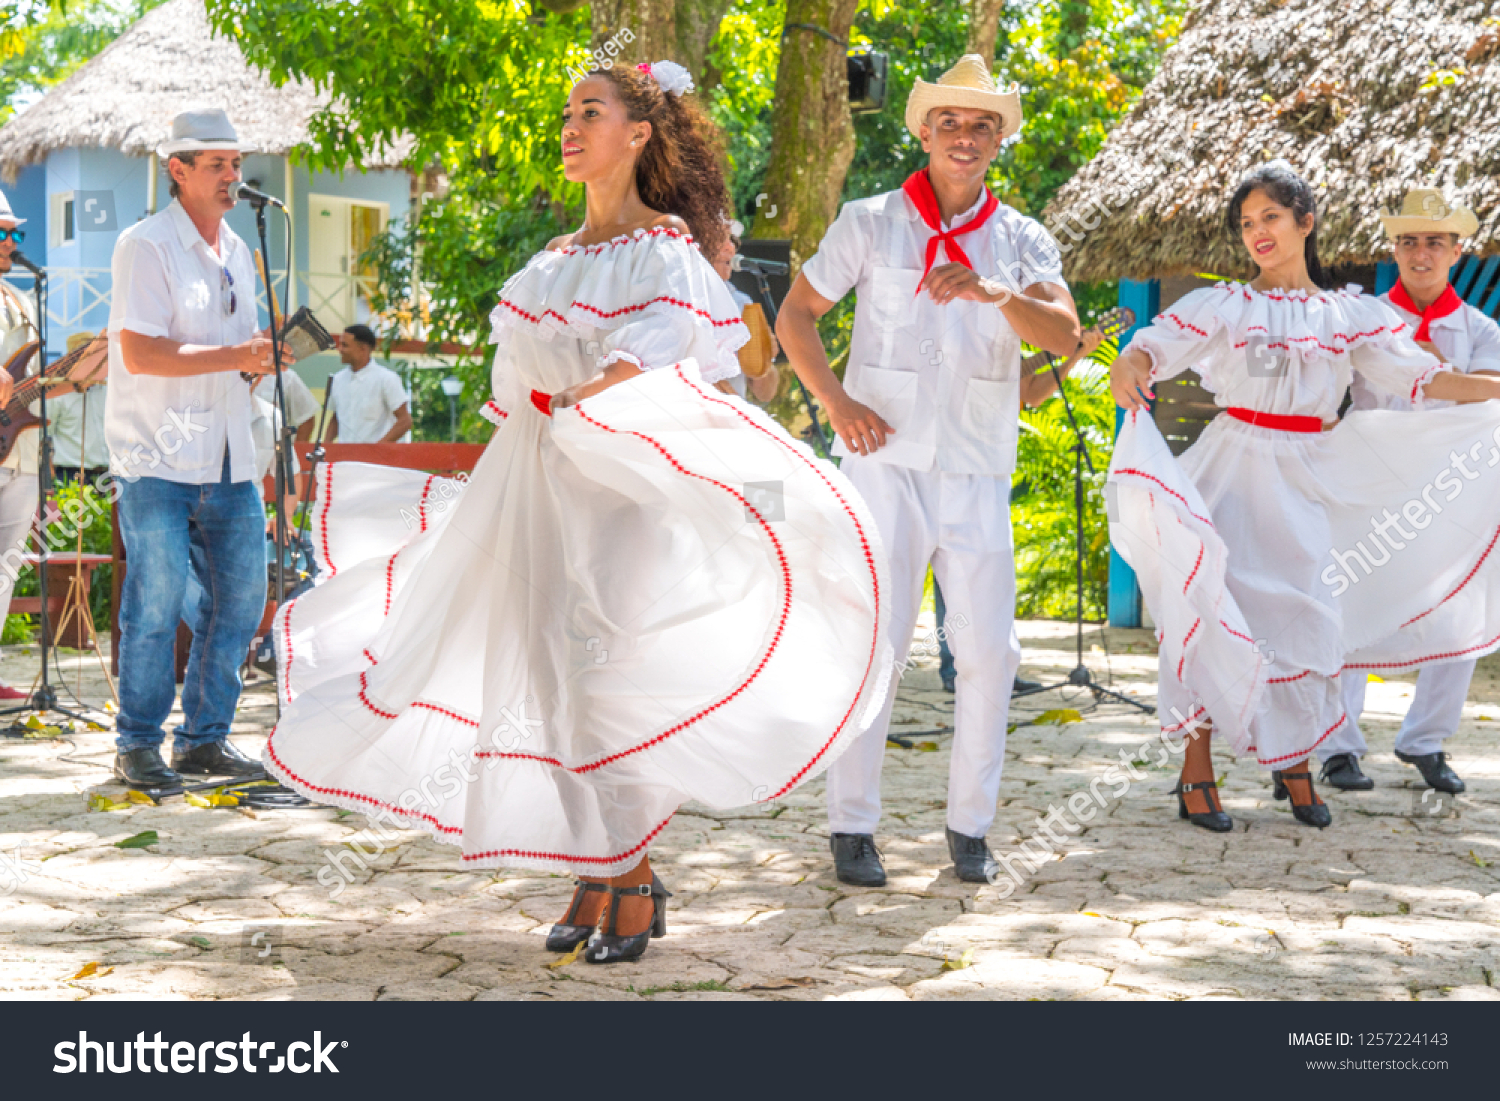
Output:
(637, 59), (695, 98)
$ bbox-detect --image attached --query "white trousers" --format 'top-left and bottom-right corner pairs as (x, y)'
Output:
(1324, 661), (1476, 760)
(826, 458), (1020, 838)
(0, 468), (37, 609)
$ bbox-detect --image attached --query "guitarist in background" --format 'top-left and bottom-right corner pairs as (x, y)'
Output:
(0, 188), (40, 701)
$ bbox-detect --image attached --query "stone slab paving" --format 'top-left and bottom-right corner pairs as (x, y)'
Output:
(0, 619), (1496, 1001)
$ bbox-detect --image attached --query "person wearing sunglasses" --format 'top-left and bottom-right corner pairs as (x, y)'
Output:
(0, 189), (41, 702)
(106, 108), (295, 791)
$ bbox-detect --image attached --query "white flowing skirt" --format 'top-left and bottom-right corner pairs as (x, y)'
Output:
(265, 362), (892, 874)
(1109, 405), (1500, 767)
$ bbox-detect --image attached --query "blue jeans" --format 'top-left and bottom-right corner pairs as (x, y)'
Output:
(115, 451), (266, 752)
(933, 577), (956, 684)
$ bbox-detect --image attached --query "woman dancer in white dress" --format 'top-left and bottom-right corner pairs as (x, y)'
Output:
(1109, 161), (1500, 830)
(265, 61), (890, 962)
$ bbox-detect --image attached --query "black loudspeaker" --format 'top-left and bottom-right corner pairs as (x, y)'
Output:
(729, 238), (793, 315)
(847, 49), (888, 114)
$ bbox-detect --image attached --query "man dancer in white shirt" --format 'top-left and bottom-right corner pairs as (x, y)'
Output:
(108, 109), (289, 788)
(1322, 189), (1500, 797)
(778, 55), (1080, 885)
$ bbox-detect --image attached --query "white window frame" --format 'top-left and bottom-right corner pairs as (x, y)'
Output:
(49, 191), (76, 248)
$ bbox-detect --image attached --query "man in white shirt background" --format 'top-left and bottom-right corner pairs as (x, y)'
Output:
(326, 323), (411, 444)
(50, 329), (111, 484)
(1323, 189), (1500, 797)
(778, 55), (1080, 887)
(107, 108), (290, 789)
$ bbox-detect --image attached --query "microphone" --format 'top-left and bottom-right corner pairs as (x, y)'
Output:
(9, 250), (42, 276)
(730, 254), (788, 276)
(229, 181), (286, 210)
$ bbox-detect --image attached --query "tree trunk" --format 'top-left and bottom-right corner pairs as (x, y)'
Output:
(751, 0), (859, 270)
(965, 0), (1006, 65)
(590, 0), (732, 83)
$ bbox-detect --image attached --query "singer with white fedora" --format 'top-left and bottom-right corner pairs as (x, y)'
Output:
(1321, 189), (1500, 796)
(778, 55), (1081, 885)
(107, 107), (293, 789)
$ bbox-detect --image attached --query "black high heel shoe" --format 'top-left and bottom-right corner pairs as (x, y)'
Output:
(546, 880), (609, 952)
(583, 873), (671, 964)
(1272, 768), (1331, 828)
(1173, 778), (1233, 832)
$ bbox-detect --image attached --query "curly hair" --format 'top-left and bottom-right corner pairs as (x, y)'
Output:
(584, 65), (731, 262)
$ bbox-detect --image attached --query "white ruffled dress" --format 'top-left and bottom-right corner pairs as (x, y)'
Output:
(1109, 281), (1500, 768)
(264, 227), (892, 874)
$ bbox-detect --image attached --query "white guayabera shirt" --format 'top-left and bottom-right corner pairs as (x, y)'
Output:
(1349, 289), (1500, 412)
(105, 199), (258, 484)
(800, 186), (1067, 476)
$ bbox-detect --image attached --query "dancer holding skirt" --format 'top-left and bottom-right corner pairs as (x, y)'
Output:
(265, 62), (890, 963)
(1108, 161), (1500, 830)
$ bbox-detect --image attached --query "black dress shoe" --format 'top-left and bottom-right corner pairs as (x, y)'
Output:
(830, 832), (886, 887)
(583, 875), (671, 964)
(946, 827), (1001, 882)
(1395, 750), (1465, 794)
(1012, 676), (1042, 695)
(1272, 768), (1332, 828)
(1319, 753), (1375, 791)
(546, 880), (608, 952)
(113, 747), (182, 789)
(172, 739), (266, 778)
(1173, 779), (1233, 832)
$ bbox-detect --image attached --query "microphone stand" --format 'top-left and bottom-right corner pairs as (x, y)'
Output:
(744, 266), (832, 457)
(1, 259), (91, 727)
(249, 198), (293, 720)
(1010, 354), (1153, 716)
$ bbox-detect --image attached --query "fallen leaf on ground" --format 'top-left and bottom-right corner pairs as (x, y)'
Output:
(125, 790), (156, 806)
(1366, 674), (1384, 683)
(545, 941), (585, 970)
(184, 793), (212, 808)
(1472, 850), (1492, 868)
(941, 948), (974, 971)
(70, 962), (114, 980)
(114, 830), (158, 849)
(745, 976), (819, 990)
(88, 793), (131, 812)
(1032, 709), (1082, 726)
(917, 741), (938, 752)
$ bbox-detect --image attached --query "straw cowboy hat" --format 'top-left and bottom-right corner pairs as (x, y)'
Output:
(1380, 188), (1480, 239)
(0, 188), (25, 226)
(157, 107), (242, 159)
(905, 54), (1022, 141)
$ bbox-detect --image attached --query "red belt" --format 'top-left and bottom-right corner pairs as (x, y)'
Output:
(1225, 407), (1323, 433)
(530, 389), (553, 416)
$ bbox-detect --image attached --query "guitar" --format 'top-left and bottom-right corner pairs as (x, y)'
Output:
(0, 336), (110, 465)
(1019, 306), (1136, 379)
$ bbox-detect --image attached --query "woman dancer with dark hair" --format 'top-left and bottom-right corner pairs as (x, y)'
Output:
(264, 61), (890, 962)
(1109, 160), (1500, 830)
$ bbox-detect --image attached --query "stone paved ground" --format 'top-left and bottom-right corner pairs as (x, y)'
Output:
(1, 618), (1497, 1001)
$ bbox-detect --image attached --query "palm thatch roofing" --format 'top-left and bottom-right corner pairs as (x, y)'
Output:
(1043, 0), (1500, 283)
(0, 0), (408, 183)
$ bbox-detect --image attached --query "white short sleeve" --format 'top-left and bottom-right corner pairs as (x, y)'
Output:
(800, 203), (869, 304)
(381, 368), (408, 413)
(1008, 215), (1067, 291)
(1468, 311), (1500, 374)
(285, 372), (321, 426)
(113, 233), (174, 339)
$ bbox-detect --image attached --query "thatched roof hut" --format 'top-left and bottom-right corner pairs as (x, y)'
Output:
(1043, 0), (1500, 284)
(0, 0), (406, 182)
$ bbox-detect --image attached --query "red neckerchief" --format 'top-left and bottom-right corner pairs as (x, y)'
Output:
(901, 169), (999, 296)
(1388, 280), (1463, 343)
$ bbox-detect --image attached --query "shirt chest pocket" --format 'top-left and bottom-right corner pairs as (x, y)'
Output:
(866, 266), (924, 367)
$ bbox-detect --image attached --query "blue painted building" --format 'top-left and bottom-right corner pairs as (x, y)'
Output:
(0, 0), (414, 382)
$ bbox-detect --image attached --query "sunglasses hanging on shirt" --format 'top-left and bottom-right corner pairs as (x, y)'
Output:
(220, 265), (237, 317)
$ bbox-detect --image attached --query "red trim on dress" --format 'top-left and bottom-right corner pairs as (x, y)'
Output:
(1112, 468), (1215, 528)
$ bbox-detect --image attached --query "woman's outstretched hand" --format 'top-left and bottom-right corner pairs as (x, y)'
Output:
(1110, 349), (1155, 412)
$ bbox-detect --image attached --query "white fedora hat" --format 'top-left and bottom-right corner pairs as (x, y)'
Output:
(157, 107), (242, 159)
(0, 188), (25, 226)
(905, 54), (1022, 142)
(1380, 188), (1479, 239)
